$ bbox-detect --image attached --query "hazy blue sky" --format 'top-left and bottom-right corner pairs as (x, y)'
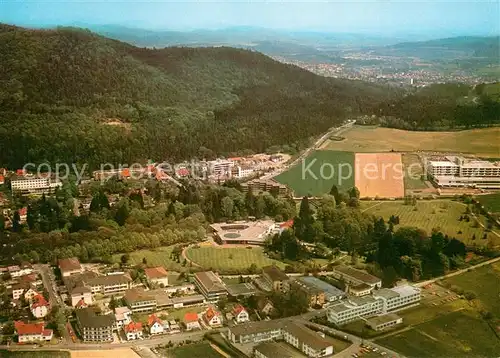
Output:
(1, 0), (498, 36)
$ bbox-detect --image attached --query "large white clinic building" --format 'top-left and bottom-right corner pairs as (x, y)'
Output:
(327, 285), (421, 325)
(426, 156), (500, 189)
(11, 176), (62, 195)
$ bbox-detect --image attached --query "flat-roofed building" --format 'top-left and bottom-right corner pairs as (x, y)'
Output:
(297, 276), (346, 303)
(348, 283), (373, 297)
(241, 179), (289, 196)
(210, 220), (277, 246)
(11, 176), (62, 195)
(254, 342), (296, 358)
(193, 271), (227, 302)
(124, 288), (157, 313)
(291, 279), (326, 307)
(373, 285), (421, 312)
(171, 294), (206, 308)
(283, 322), (334, 357)
(327, 295), (384, 326)
(85, 274), (132, 295)
(366, 313), (403, 331)
(261, 265), (290, 293)
(76, 307), (115, 342)
(330, 265), (381, 289)
(227, 319), (284, 344)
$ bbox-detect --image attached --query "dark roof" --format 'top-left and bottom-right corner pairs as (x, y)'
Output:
(228, 319), (285, 337)
(85, 274), (131, 286)
(124, 288), (155, 304)
(194, 271), (226, 293)
(333, 265), (381, 285)
(254, 342), (294, 358)
(282, 322), (332, 351)
(350, 283), (372, 291)
(70, 286), (91, 295)
(262, 265), (289, 282)
(58, 257), (82, 272)
(76, 307), (115, 329)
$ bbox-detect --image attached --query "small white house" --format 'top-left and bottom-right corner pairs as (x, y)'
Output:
(202, 307), (223, 327)
(183, 312), (201, 331)
(147, 314), (164, 335)
(232, 305), (249, 323)
(115, 306), (132, 329)
(30, 295), (49, 319)
(124, 322), (143, 341)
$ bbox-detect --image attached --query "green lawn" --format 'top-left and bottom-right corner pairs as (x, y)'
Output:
(164, 342), (224, 358)
(185, 246), (285, 272)
(274, 150), (355, 197)
(401, 153), (428, 190)
(361, 200), (499, 246)
(476, 193), (500, 214)
(111, 245), (185, 271)
(376, 311), (500, 357)
(443, 261), (500, 317)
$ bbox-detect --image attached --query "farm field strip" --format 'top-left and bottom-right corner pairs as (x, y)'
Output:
(401, 153), (428, 190)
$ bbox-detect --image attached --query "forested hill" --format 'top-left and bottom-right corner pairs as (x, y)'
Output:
(0, 24), (396, 169)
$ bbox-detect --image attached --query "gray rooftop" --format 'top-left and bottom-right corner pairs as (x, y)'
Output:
(76, 307), (115, 329)
(373, 288), (400, 300)
(254, 342), (295, 358)
(366, 313), (402, 326)
(299, 276), (345, 299)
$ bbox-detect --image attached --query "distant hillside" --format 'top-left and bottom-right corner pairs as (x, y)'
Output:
(0, 24), (396, 169)
(378, 36), (500, 59)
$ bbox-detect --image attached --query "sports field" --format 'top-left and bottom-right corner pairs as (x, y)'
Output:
(361, 200), (499, 245)
(401, 153), (428, 190)
(184, 246), (285, 272)
(274, 150), (355, 197)
(111, 246), (185, 271)
(444, 261), (500, 317)
(354, 153), (405, 198)
(321, 126), (500, 158)
(376, 310), (500, 357)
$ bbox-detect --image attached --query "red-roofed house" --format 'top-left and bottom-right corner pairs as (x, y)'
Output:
(24, 287), (40, 302)
(58, 257), (83, 277)
(232, 304), (249, 323)
(75, 298), (88, 309)
(147, 314), (164, 335)
(176, 168), (190, 178)
(183, 312), (201, 331)
(279, 219), (294, 232)
(16, 169), (26, 176)
(14, 321), (53, 343)
(202, 307), (222, 327)
(18, 207), (27, 224)
(124, 321), (143, 340)
(0, 176), (4, 185)
(144, 266), (169, 287)
(31, 295), (49, 318)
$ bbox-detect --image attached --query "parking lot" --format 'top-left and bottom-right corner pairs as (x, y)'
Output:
(351, 344), (393, 358)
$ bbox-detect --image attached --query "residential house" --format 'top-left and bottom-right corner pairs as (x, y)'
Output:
(76, 307), (115, 342)
(9, 263), (33, 278)
(124, 322), (143, 341)
(261, 266), (290, 293)
(256, 298), (274, 317)
(14, 321), (53, 343)
(114, 306), (132, 329)
(18, 207), (27, 224)
(124, 288), (157, 313)
(147, 314), (164, 335)
(75, 298), (88, 309)
(193, 271), (227, 303)
(202, 307), (223, 327)
(11, 282), (30, 300)
(24, 287), (40, 302)
(232, 304), (249, 323)
(144, 266), (169, 287)
(70, 286), (93, 307)
(58, 257), (83, 277)
(183, 312), (201, 331)
(30, 295), (49, 319)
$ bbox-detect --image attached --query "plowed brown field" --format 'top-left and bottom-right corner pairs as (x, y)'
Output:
(355, 153), (405, 198)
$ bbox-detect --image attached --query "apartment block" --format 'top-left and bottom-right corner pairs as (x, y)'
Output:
(76, 307), (115, 342)
(193, 271), (227, 303)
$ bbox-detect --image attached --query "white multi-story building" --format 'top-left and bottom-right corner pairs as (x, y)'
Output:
(11, 176), (62, 195)
(208, 159), (234, 176)
(327, 285), (421, 326)
(427, 156), (500, 189)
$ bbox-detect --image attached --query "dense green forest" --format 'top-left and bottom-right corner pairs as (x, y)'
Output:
(0, 24), (395, 169)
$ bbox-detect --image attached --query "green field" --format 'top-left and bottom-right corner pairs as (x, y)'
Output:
(376, 310), (500, 357)
(185, 246), (285, 272)
(401, 153), (428, 190)
(361, 200), (499, 245)
(443, 261), (500, 317)
(111, 246), (184, 271)
(321, 126), (500, 158)
(274, 150), (355, 197)
(476, 193), (500, 214)
(165, 342), (224, 358)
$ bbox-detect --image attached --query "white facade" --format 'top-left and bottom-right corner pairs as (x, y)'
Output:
(11, 177), (62, 194)
(31, 305), (49, 319)
(234, 309), (249, 323)
(115, 307), (132, 329)
(149, 321), (164, 335)
(71, 291), (93, 307)
(185, 320), (201, 331)
(125, 330), (143, 341)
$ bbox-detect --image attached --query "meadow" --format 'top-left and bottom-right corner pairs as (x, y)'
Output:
(401, 153), (428, 190)
(361, 200), (499, 245)
(274, 150), (355, 197)
(443, 261), (500, 317)
(476, 193), (500, 214)
(164, 342), (224, 358)
(111, 245), (185, 271)
(184, 246), (285, 272)
(321, 126), (500, 158)
(376, 310), (500, 357)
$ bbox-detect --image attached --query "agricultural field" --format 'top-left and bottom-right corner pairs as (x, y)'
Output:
(164, 342), (225, 358)
(274, 150), (355, 197)
(354, 153), (404, 198)
(321, 125), (500, 158)
(476, 193), (500, 214)
(443, 261), (500, 317)
(184, 246), (285, 272)
(401, 153), (428, 191)
(376, 310), (500, 357)
(111, 245), (185, 271)
(360, 200), (499, 245)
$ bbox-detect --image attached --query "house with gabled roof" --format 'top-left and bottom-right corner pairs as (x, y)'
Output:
(144, 266), (169, 287)
(183, 312), (201, 331)
(232, 304), (249, 323)
(147, 314), (164, 335)
(30, 294), (49, 318)
(202, 306), (223, 327)
(124, 321), (143, 340)
(14, 321), (53, 343)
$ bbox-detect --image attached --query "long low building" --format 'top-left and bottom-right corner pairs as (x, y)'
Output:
(330, 265), (382, 289)
(210, 220), (278, 245)
(327, 285), (421, 326)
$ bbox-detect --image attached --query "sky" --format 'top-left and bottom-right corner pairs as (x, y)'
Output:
(1, 0), (498, 36)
